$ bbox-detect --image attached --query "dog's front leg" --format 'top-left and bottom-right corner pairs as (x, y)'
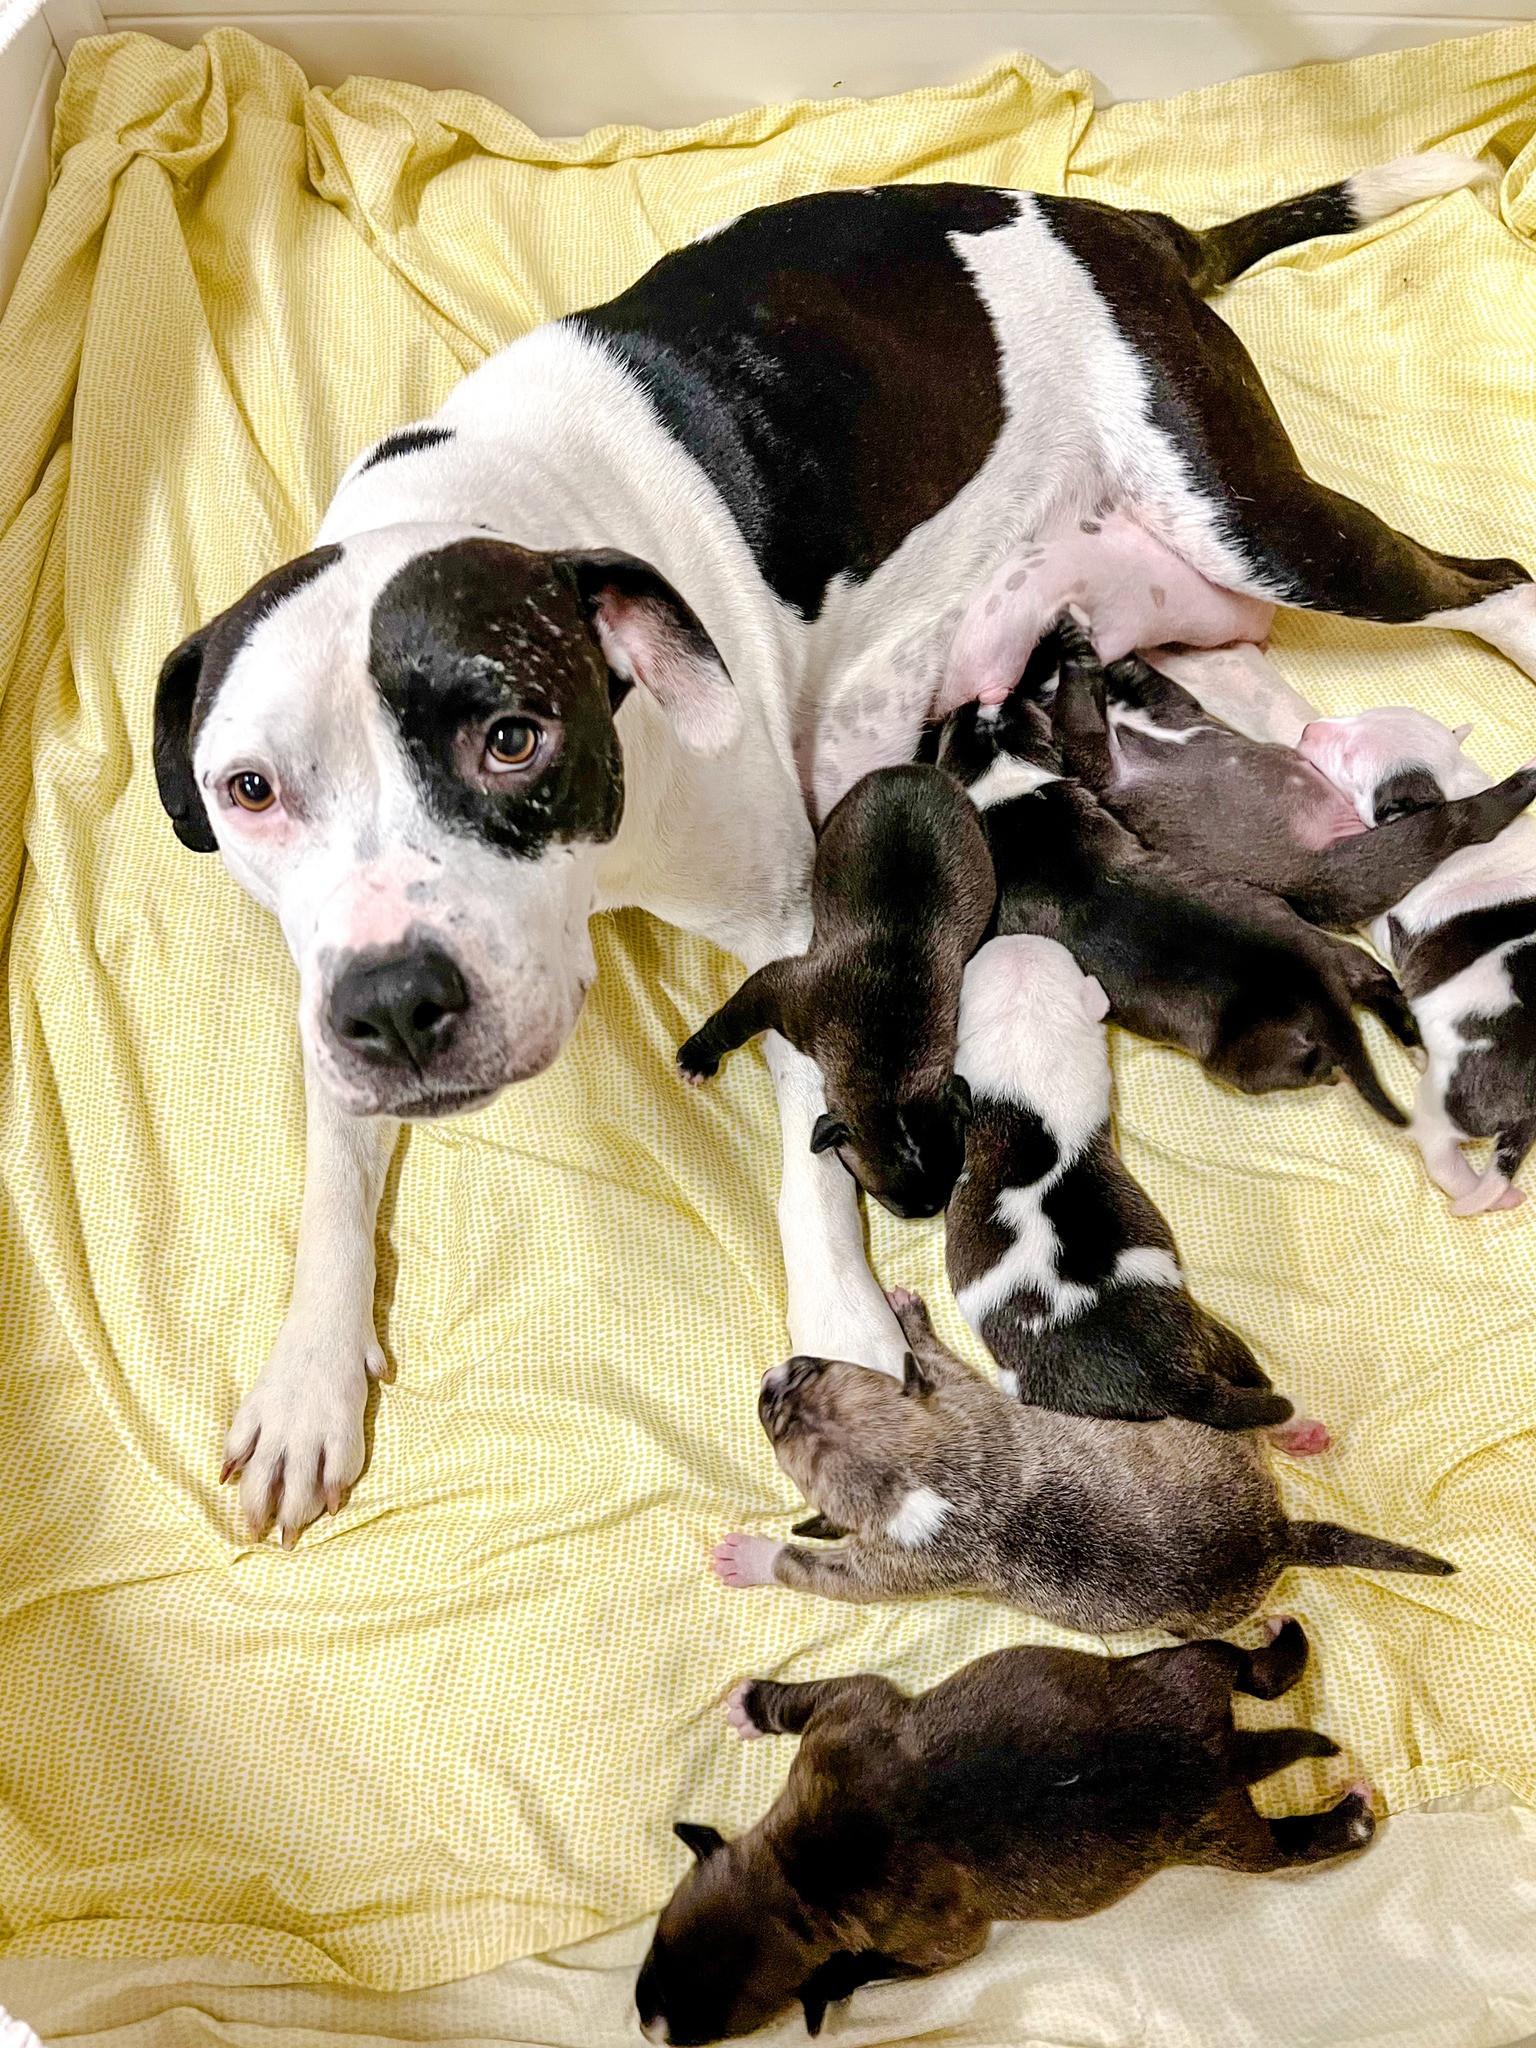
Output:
(759, 1032), (907, 1376)
(222, 1057), (399, 1545)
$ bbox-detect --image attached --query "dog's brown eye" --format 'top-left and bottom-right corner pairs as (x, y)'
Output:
(230, 771), (275, 812)
(486, 718), (539, 769)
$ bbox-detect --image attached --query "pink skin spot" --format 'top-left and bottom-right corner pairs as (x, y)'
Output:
(1345, 1780), (1375, 1808)
(726, 1681), (763, 1739)
(1267, 1417), (1332, 1458)
(712, 1533), (784, 1588)
(1263, 1613), (1296, 1640)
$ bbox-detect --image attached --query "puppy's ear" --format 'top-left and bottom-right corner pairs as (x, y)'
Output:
(673, 1821), (726, 1863)
(948, 1074), (973, 1124)
(563, 551), (741, 756)
(810, 1114), (850, 1156)
(153, 631), (218, 852)
(1079, 975), (1111, 1024)
(900, 1351), (934, 1398)
(1452, 721), (1474, 745)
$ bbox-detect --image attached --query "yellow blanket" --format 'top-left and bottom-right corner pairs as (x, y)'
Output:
(1, 21), (1535, 1995)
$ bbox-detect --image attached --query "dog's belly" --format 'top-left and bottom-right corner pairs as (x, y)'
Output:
(938, 513), (1275, 716)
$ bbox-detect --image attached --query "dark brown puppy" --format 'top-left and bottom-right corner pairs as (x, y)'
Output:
(678, 764), (995, 1217)
(1051, 620), (1536, 927)
(636, 1622), (1373, 2046)
(936, 641), (1416, 1123)
(711, 1289), (1453, 1633)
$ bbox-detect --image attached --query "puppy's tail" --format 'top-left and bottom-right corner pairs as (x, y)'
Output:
(1336, 1024), (1409, 1128)
(1287, 1520), (1456, 1577)
(1164, 156), (1492, 295)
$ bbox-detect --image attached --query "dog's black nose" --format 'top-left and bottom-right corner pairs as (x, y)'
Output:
(329, 946), (469, 1071)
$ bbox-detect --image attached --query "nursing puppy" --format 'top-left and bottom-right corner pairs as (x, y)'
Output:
(1297, 707), (1536, 1214)
(935, 659), (1417, 1123)
(711, 1289), (1453, 1635)
(678, 765), (994, 1217)
(1049, 618), (1536, 927)
(637, 1625), (1372, 2047)
(947, 936), (1296, 1434)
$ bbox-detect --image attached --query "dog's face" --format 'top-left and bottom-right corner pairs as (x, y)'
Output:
(811, 1075), (973, 1219)
(154, 527), (738, 1117)
(637, 1829), (822, 2046)
(757, 1350), (934, 1526)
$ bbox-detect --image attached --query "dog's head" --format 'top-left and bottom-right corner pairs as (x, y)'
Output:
(636, 1823), (829, 2046)
(756, 1350), (939, 1529)
(1297, 707), (1476, 823)
(154, 527), (739, 1117)
(810, 1075), (973, 1220)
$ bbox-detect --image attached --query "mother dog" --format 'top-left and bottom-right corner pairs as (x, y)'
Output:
(154, 158), (1536, 1543)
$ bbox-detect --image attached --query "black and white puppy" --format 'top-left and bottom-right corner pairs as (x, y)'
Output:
(1050, 625), (1536, 927)
(1298, 707), (1536, 1213)
(677, 766), (994, 1216)
(935, 640), (1416, 1121)
(946, 936), (1305, 1437)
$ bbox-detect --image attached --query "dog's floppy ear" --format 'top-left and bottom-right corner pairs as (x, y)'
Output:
(563, 550), (741, 756)
(673, 1821), (727, 1863)
(947, 1074), (973, 1124)
(153, 630), (218, 852)
(810, 1114), (849, 1156)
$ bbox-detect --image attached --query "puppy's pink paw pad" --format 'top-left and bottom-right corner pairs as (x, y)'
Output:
(725, 1682), (763, 1739)
(1267, 1418), (1332, 1458)
(1264, 1614), (1297, 1640)
(711, 1533), (783, 1589)
(884, 1287), (921, 1313)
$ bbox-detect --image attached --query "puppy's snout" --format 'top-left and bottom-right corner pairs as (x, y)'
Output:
(329, 944), (470, 1072)
(760, 1362), (791, 1397)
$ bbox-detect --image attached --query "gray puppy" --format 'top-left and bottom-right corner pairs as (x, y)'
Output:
(712, 1289), (1453, 1637)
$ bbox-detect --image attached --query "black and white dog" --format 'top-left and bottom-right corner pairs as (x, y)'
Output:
(153, 157), (1536, 1542)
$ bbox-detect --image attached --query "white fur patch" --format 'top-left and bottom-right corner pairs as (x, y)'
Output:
(1346, 153), (1492, 224)
(955, 1185), (1096, 1328)
(1114, 1246), (1182, 1288)
(885, 1485), (952, 1547)
(967, 752), (1060, 809)
(1106, 703), (1213, 746)
(955, 937), (1111, 1157)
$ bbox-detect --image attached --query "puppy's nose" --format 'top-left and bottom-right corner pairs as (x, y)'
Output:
(329, 946), (469, 1071)
(761, 1362), (790, 1396)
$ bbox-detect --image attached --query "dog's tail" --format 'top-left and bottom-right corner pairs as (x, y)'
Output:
(1333, 1020), (1410, 1129)
(1178, 155), (1492, 295)
(1287, 1520), (1456, 1577)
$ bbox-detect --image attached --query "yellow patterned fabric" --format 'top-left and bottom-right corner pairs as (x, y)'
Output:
(1, 20), (1535, 1998)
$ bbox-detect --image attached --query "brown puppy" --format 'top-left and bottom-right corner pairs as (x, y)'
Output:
(936, 639), (1418, 1123)
(712, 1290), (1452, 1635)
(636, 1622), (1373, 2045)
(1051, 618), (1536, 928)
(678, 764), (995, 1217)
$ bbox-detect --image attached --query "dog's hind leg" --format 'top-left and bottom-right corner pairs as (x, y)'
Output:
(1198, 1785), (1376, 1871)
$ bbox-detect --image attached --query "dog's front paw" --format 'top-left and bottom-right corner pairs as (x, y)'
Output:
(221, 1313), (387, 1546)
(711, 1532), (784, 1588)
(676, 1036), (720, 1085)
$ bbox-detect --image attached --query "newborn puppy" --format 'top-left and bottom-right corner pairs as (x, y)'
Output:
(678, 764), (994, 1218)
(1298, 707), (1536, 1214)
(638, 1624), (1372, 2046)
(1050, 616), (1536, 928)
(712, 1290), (1452, 1635)
(947, 935), (1296, 1434)
(935, 659), (1417, 1124)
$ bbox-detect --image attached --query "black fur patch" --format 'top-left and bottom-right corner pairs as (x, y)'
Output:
(369, 538), (625, 860)
(1371, 767), (1445, 822)
(572, 185), (1015, 619)
(1393, 898), (1536, 1000)
(1444, 940), (1536, 1146)
(358, 424), (455, 474)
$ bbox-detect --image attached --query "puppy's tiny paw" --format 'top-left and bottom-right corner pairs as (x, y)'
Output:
(711, 1533), (784, 1589)
(884, 1286), (922, 1314)
(1267, 1417), (1332, 1458)
(1264, 1613), (1297, 1640)
(676, 1038), (719, 1084)
(1340, 1782), (1377, 1842)
(725, 1681), (764, 1738)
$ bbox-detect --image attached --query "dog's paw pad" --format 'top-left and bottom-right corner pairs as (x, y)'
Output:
(1267, 1417), (1331, 1458)
(725, 1682), (764, 1738)
(711, 1533), (783, 1588)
